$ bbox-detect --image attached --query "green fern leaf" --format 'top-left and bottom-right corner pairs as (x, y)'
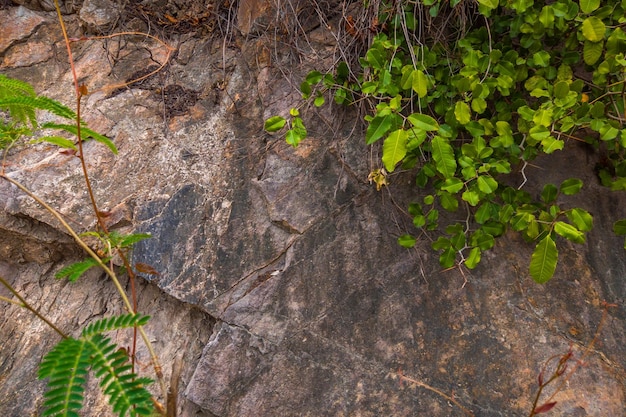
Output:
(31, 136), (78, 150)
(86, 334), (154, 416)
(81, 314), (150, 338)
(55, 258), (100, 282)
(0, 74), (36, 97)
(40, 122), (117, 154)
(119, 233), (152, 248)
(38, 338), (90, 417)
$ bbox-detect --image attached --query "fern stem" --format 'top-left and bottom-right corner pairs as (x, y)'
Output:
(0, 174), (167, 405)
(0, 275), (68, 338)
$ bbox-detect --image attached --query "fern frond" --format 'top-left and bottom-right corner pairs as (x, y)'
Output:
(119, 233), (152, 248)
(86, 334), (154, 416)
(0, 96), (76, 122)
(31, 136), (77, 150)
(39, 122), (117, 154)
(38, 337), (90, 417)
(0, 73), (36, 97)
(81, 314), (150, 338)
(55, 258), (100, 282)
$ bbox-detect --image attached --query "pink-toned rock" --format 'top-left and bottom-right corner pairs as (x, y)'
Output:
(0, 6), (47, 54)
(2, 41), (53, 68)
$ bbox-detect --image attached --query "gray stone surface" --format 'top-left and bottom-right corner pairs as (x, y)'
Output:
(1, 2), (625, 417)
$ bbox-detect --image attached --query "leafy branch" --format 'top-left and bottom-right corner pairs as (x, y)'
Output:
(265, 0), (626, 284)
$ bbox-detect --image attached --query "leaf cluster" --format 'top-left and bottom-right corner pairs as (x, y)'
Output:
(266, 0), (626, 283)
(0, 74), (117, 153)
(38, 314), (154, 417)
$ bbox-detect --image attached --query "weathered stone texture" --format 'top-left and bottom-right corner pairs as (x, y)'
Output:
(0, 3), (625, 417)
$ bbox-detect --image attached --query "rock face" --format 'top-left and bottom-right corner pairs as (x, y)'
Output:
(1, 2), (625, 417)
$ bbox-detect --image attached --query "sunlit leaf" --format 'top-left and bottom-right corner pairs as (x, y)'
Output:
(477, 0), (498, 10)
(580, 0), (600, 14)
(477, 176), (498, 194)
(566, 208), (593, 232)
(407, 113), (439, 131)
(465, 247), (481, 269)
(454, 101), (471, 125)
(431, 136), (457, 178)
(264, 116), (286, 132)
(413, 69), (429, 98)
(382, 129), (408, 172)
(366, 113), (395, 144)
(581, 17), (606, 42)
(560, 178), (583, 195)
(530, 235), (558, 284)
(441, 177), (464, 194)
(398, 234), (416, 248)
(55, 258), (100, 282)
(583, 40), (603, 65)
(554, 221), (585, 243)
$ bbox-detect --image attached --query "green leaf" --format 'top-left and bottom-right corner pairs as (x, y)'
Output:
(40, 123), (118, 155)
(439, 191), (459, 212)
(407, 113), (439, 131)
(538, 5), (554, 29)
(300, 81), (311, 98)
(465, 247), (481, 269)
(477, 0), (498, 10)
(398, 234), (416, 248)
(55, 258), (100, 282)
(85, 334), (154, 416)
(285, 128), (304, 147)
(81, 127), (118, 155)
(441, 177), (464, 194)
(541, 135), (564, 153)
(581, 17), (606, 42)
(530, 235), (558, 284)
(366, 113), (395, 144)
(560, 178), (583, 195)
(413, 69), (429, 98)
(477, 176), (498, 194)
(472, 229), (495, 250)
(583, 40), (604, 65)
(580, 0), (600, 14)
(566, 208), (593, 232)
(613, 219), (626, 235)
(541, 184), (558, 203)
(382, 129), (408, 172)
(305, 70), (323, 84)
(431, 136), (457, 178)
(119, 233), (152, 248)
(264, 116), (286, 132)
(454, 101), (471, 125)
(439, 246), (457, 268)
(34, 136), (77, 150)
(39, 338), (89, 417)
(81, 314), (150, 338)
(366, 48), (385, 70)
(554, 221), (586, 243)
(413, 214), (426, 228)
(462, 189), (480, 206)
(553, 81), (570, 99)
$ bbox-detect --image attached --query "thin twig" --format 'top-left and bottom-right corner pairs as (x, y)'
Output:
(0, 275), (68, 338)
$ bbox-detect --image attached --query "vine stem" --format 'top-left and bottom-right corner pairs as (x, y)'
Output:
(0, 275), (68, 338)
(52, 0), (163, 401)
(0, 173), (167, 407)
